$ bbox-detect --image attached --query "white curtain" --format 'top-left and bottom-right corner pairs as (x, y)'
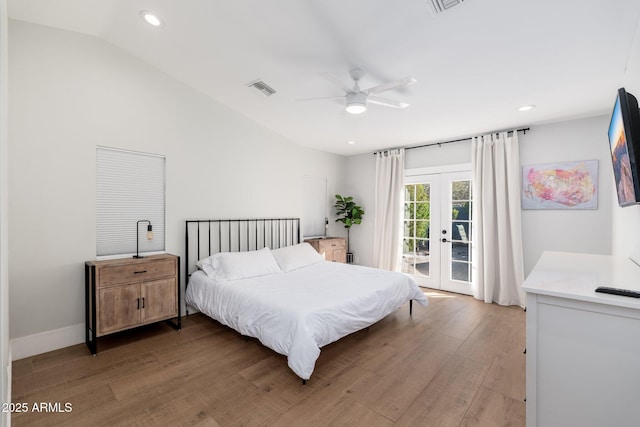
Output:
(472, 131), (525, 307)
(373, 149), (405, 271)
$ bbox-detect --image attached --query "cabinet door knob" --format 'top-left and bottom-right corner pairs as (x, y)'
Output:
(134, 270), (147, 274)
(137, 298), (140, 309)
(142, 297), (145, 309)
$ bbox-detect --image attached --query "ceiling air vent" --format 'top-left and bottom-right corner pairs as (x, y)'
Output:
(247, 80), (276, 97)
(428, 0), (465, 14)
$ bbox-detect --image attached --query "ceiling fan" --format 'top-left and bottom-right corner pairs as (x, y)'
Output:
(299, 68), (417, 114)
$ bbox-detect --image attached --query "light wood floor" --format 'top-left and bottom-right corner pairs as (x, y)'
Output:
(11, 289), (525, 426)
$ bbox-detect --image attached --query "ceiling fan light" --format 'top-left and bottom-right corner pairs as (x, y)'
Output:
(346, 92), (367, 114)
(346, 103), (367, 114)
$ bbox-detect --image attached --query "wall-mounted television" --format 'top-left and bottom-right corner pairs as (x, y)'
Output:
(608, 87), (640, 207)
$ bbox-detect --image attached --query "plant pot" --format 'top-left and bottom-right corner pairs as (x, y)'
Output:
(346, 252), (354, 264)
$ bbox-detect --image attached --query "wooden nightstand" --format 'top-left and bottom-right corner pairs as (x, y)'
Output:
(304, 237), (347, 263)
(85, 254), (180, 354)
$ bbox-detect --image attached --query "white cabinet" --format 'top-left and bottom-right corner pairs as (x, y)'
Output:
(523, 251), (640, 427)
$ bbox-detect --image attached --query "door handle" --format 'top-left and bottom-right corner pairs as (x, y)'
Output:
(441, 238), (450, 243)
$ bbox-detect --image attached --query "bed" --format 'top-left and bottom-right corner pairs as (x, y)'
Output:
(184, 218), (428, 381)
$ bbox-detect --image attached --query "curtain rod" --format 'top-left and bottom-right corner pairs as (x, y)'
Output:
(373, 127), (530, 155)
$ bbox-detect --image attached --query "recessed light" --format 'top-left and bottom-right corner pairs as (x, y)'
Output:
(140, 10), (164, 27)
(347, 141), (356, 145)
(518, 104), (536, 112)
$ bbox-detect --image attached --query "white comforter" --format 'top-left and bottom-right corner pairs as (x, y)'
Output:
(185, 261), (428, 380)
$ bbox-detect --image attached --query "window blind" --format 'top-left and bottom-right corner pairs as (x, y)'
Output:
(96, 147), (165, 257)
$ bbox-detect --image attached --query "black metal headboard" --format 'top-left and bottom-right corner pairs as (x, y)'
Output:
(185, 218), (301, 290)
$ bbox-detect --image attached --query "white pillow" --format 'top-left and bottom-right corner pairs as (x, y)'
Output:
(271, 243), (324, 272)
(201, 248), (281, 281)
(195, 256), (217, 277)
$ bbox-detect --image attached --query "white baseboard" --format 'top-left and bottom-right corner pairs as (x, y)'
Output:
(4, 344), (10, 427)
(11, 323), (84, 361)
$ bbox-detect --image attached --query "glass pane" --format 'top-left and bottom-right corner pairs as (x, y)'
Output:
(403, 238), (415, 255)
(402, 238), (426, 276)
(452, 222), (470, 242)
(451, 180), (470, 200)
(404, 221), (413, 238)
(404, 185), (415, 202)
(415, 260), (430, 276)
(401, 258), (416, 274)
(414, 239), (430, 277)
(416, 239), (430, 254)
(451, 201), (470, 220)
(451, 242), (469, 261)
(415, 202), (430, 220)
(404, 203), (414, 219)
(415, 220), (429, 238)
(415, 183), (430, 202)
(451, 262), (469, 282)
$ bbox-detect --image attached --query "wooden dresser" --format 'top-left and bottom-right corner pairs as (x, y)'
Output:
(304, 237), (346, 263)
(85, 254), (180, 354)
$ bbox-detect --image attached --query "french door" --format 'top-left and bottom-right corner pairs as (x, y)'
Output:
(402, 171), (473, 295)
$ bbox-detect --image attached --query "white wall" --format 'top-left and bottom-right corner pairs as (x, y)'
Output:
(8, 21), (345, 351)
(0, 0), (10, 423)
(341, 150), (376, 265)
(405, 140), (472, 170)
(345, 116), (613, 277)
(520, 116), (613, 273)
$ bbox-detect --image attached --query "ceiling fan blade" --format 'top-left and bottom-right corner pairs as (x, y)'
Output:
(363, 77), (417, 95)
(368, 96), (410, 109)
(297, 96), (345, 102)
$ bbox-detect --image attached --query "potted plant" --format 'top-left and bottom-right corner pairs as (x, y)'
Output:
(334, 194), (365, 263)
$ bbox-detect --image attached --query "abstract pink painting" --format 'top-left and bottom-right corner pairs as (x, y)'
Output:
(522, 160), (598, 209)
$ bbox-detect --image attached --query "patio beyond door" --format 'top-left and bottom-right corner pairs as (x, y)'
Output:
(402, 171), (473, 295)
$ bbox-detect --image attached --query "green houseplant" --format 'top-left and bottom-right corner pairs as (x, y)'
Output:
(334, 194), (365, 263)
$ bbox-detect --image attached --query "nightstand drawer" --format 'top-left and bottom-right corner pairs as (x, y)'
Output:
(98, 259), (176, 287)
(321, 240), (345, 250)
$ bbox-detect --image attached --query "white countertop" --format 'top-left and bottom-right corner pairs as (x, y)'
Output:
(522, 251), (640, 309)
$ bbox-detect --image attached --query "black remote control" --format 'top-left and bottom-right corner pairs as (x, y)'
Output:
(595, 286), (640, 298)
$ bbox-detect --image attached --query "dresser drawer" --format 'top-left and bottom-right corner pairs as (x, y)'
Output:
(98, 259), (176, 287)
(320, 239), (345, 251)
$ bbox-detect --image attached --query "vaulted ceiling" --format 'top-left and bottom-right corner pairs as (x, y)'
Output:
(9, 0), (640, 155)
